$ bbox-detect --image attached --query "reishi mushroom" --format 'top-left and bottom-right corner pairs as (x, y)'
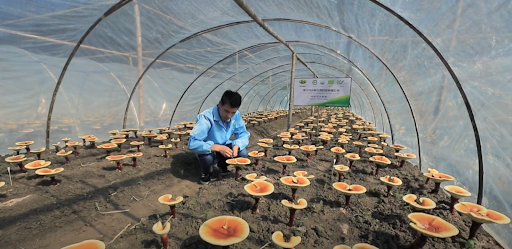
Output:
(56, 149), (73, 164)
(274, 156), (297, 175)
(333, 165), (350, 182)
(379, 175), (402, 197)
(158, 144), (173, 158)
(105, 155), (126, 171)
(402, 194), (436, 211)
(280, 176), (310, 202)
(454, 202), (510, 240)
(158, 194), (184, 219)
(152, 221), (171, 249)
(257, 142), (272, 158)
(226, 157), (251, 181)
(35, 167), (64, 185)
(244, 173), (268, 181)
(443, 185), (471, 215)
(125, 152), (143, 167)
(330, 146), (346, 163)
(272, 231), (301, 249)
(247, 151), (264, 166)
(344, 153), (360, 169)
(130, 141), (144, 152)
(332, 182), (367, 208)
(5, 155), (28, 173)
(395, 152), (417, 167)
(281, 198), (308, 227)
(423, 172), (455, 194)
(369, 156), (391, 176)
(31, 147), (45, 160)
(293, 171), (315, 179)
(60, 239), (105, 249)
(244, 181), (275, 214)
(299, 145), (316, 163)
(66, 141), (81, 156)
(199, 215), (250, 249)
(406, 213), (459, 249)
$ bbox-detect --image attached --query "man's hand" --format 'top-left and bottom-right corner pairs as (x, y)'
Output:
(211, 144), (234, 158)
(232, 145), (239, 157)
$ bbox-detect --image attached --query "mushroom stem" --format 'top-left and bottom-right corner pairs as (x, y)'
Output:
(315, 149), (319, 156)
(36, 153), (42, 160)
(406, 234), (428, 249)
(54, 145), (60, 153)
(132, 158), (137, 168)
(133, 131), (138, 138)
(321, 140), (327, 147)
(348, 160), (354, 169)
(468, 221), (483, 240)
(338, 172), (344, 182)
(222, 246), (230, 249)
(50, 176), (58, 186)
(282, 164), (287, 175)
(251, 197), (260, 214)
(288, 150), (292, 155)
(425, 178), (429, 184)
(106, 151), (111, 156)
(25, 146), (31, 154)
(399, 160), (406, 168)
(335, 155), (340, 164)
(386, 185), (393, 197)
(357, 133), (362, 140)
(358, 147), (362, 156)
(163, 150), (169, 158)
(169, 205), (177, 219)
(147, 138), (152, 146)
(345, 195), (351, 208)
(264, 148), (269, 158)
(449, 196), (459, 215)
(290, 188), (298, 202)
(235, 166), (242, 181)
(287, 208), (297, 227)
(136, 145), (141, 152)
(375, 167), (380, 176)
(160, 234), (169, 249)
(116, 162), (123, 171)
(254, 158), (260, 166)
(64, 156), (70, 164)
(73, 147), (79, 156)
(306, 153), (311, 163)
(431, 182), (441, 194)
(82, 139), (86, 147)
(17, 162), (27, 173)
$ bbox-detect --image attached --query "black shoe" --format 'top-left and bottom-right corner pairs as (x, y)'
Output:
(200, 173), (211, 184)
(219, 169), (231, 176)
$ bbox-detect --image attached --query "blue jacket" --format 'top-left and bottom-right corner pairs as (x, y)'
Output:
(187, 105), (250, 154)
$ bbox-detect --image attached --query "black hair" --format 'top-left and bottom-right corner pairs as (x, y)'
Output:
(220, 90), (242, 108)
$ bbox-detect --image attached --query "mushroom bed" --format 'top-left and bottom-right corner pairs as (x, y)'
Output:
(0, 112), (503, 249)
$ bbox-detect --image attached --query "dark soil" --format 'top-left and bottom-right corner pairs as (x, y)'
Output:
(0, 110), (503, 249)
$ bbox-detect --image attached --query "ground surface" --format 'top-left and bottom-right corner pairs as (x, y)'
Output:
(0, 111), (504, 249)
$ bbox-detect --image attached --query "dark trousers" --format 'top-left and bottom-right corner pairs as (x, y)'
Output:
(196, 144), (248, 175)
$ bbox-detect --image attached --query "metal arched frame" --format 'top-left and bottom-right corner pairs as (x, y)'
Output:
(120, 20), (405, 135)
(369, 0), (483, 205)
(197, 43), (388, 132)
(45, 0), (131, 149)
(48, 1), (481, 203)
(244, 69), (313, 113)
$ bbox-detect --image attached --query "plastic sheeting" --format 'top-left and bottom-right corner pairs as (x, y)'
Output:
(0, 0), (511, 247)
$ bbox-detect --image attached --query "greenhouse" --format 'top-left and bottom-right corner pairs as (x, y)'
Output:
(0, 0), (510, 248)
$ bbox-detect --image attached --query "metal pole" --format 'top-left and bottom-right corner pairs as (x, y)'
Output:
(134, 0), (144, 127)
(287, 53), (297, 130)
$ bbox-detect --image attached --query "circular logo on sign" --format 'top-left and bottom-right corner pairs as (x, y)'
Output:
(312, 80), (317, 85)
(320, 81), (325, 85)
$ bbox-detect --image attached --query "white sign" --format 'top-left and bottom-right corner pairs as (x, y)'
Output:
(293, 77), (352, 107)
